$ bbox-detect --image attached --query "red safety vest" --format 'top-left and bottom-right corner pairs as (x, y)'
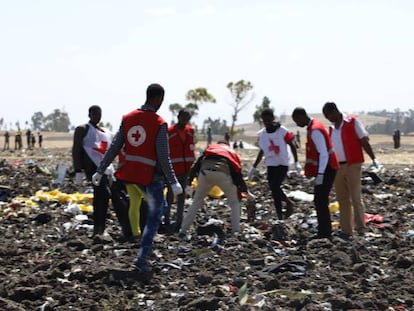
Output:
(305, 119), (339, 177)
(114, 148), (126, 180)
(329, 116), (364, 164)
(116, 109), (165, 185)
(204, 143), (242, 173)
(168, 124), (195, 176)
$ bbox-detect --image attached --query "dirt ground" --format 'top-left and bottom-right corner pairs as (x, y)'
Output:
(0, 133), (413, 310)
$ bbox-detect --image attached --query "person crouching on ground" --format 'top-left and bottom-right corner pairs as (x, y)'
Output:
(178, 141), (253, 239)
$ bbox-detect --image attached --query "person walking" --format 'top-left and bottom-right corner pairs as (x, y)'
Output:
(93, 83), (182, 273)
(26, 129), (31, 149)
(249, 108), (301, 220)
(38, 131), (43, 148)
(3, 131), (10, 151)
(393, 129), (401, 149)
(31, 133), (36, 149)
(164, 108), (196, 232)
(15, 130), (22, 150)
(224, 132), (230, 145)
(206, 126), (212, 145)
(72, 105), (129, 238)
(322, 102), (382, 237)
(178, 141), (253, 239)
(292, 107), (339, 239)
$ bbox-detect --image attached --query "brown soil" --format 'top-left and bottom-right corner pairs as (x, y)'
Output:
(0, 137), (413, 310)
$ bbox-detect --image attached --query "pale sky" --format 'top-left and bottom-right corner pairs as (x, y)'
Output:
(1, 0), (413, 131)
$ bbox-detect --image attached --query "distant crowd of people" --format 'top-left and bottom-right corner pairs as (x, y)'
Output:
(2, 129), (43, 151)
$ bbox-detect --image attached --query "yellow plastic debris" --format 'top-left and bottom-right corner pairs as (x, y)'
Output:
(14, 196), (38, 207)
(78, 204), (93, 213)
(329, 201), (339, 214)
(35, 190), (93, 204)
(209, 185), (224, 199)
(331, 221), (340, 228)
(191, 177), (224, 199)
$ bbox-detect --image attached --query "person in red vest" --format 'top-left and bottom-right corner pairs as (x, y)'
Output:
(292, 107), (339, 240)
(164, 108), (196, 232)
(93, 83), (182, 273)
(178, 141), (253, 240)
(323, 102), (382, 238)
(249, 108), (301, 220)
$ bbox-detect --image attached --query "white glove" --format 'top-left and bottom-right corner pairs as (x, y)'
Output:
(315, 174), (324, 186)
(74, 172), (84, 185)
(248, 167), (258, 181)
(295, 162), (302, 174)
(373, 159), (382, 168)
(171, 183), (183, 196)
(247, 191), (256, 201)
(92, 172), (103, 186)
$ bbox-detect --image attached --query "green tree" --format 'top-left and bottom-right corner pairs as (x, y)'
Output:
(202, 117), (228, 136)
(43, 109), (71, 132)
(226, 80), (254, 138)
(185, 87), (216, 116)
(402, 109), (414, 135)
(169, 103), (184, 123)
(253, 96), (272, 127)
(394, 108), (402, 129)
(31, 111), (45, 130)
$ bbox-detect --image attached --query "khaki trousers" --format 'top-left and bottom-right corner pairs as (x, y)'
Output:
(334, 163), (367, 235)
(181, 170), (240, 234)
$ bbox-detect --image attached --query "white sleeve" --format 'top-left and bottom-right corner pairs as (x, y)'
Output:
(354, 118), (368, 139)
(311, 130), (329, 174)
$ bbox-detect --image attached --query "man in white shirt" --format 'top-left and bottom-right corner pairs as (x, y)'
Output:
(323, 102), (381, 238)
(250, 109), (300, 220)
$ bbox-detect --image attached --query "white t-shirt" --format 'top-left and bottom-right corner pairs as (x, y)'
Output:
(83, 123), (115, 175)
(257, 125), (294, 166)
(330, 115), (367, 162)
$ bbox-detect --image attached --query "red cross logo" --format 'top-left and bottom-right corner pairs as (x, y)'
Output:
(127, 125), (146, 147)
(93, 141), (108, 155)
(268, 139), (280, 154)
(132, 130), (141, 141)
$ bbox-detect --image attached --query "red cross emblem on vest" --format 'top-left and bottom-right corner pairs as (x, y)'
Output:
(127, 125), (146, 147)
(93, 141), (108, 155)
(268, 139), (280, 154)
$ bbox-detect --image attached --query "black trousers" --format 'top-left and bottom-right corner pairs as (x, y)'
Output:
(267, 165), (289, 219)
(93, 176), (144, 237)
(314, 165), (337, 238)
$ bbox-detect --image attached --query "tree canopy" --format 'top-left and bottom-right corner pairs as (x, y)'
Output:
(226, 80), (254, 137)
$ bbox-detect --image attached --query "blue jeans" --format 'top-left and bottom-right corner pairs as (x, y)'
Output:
(165, 173), (188, 226)
(135, 177), (168, 262)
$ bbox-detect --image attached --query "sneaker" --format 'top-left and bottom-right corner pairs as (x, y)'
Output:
(133, 259), (151, 273)
(178, 232), (189, 241)
(285, 205), (294, 219)
(284, 200), (294, 219)
(337, 232), (353, 241)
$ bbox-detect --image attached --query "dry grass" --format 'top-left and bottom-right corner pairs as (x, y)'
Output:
(2, 131), (413, 166)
